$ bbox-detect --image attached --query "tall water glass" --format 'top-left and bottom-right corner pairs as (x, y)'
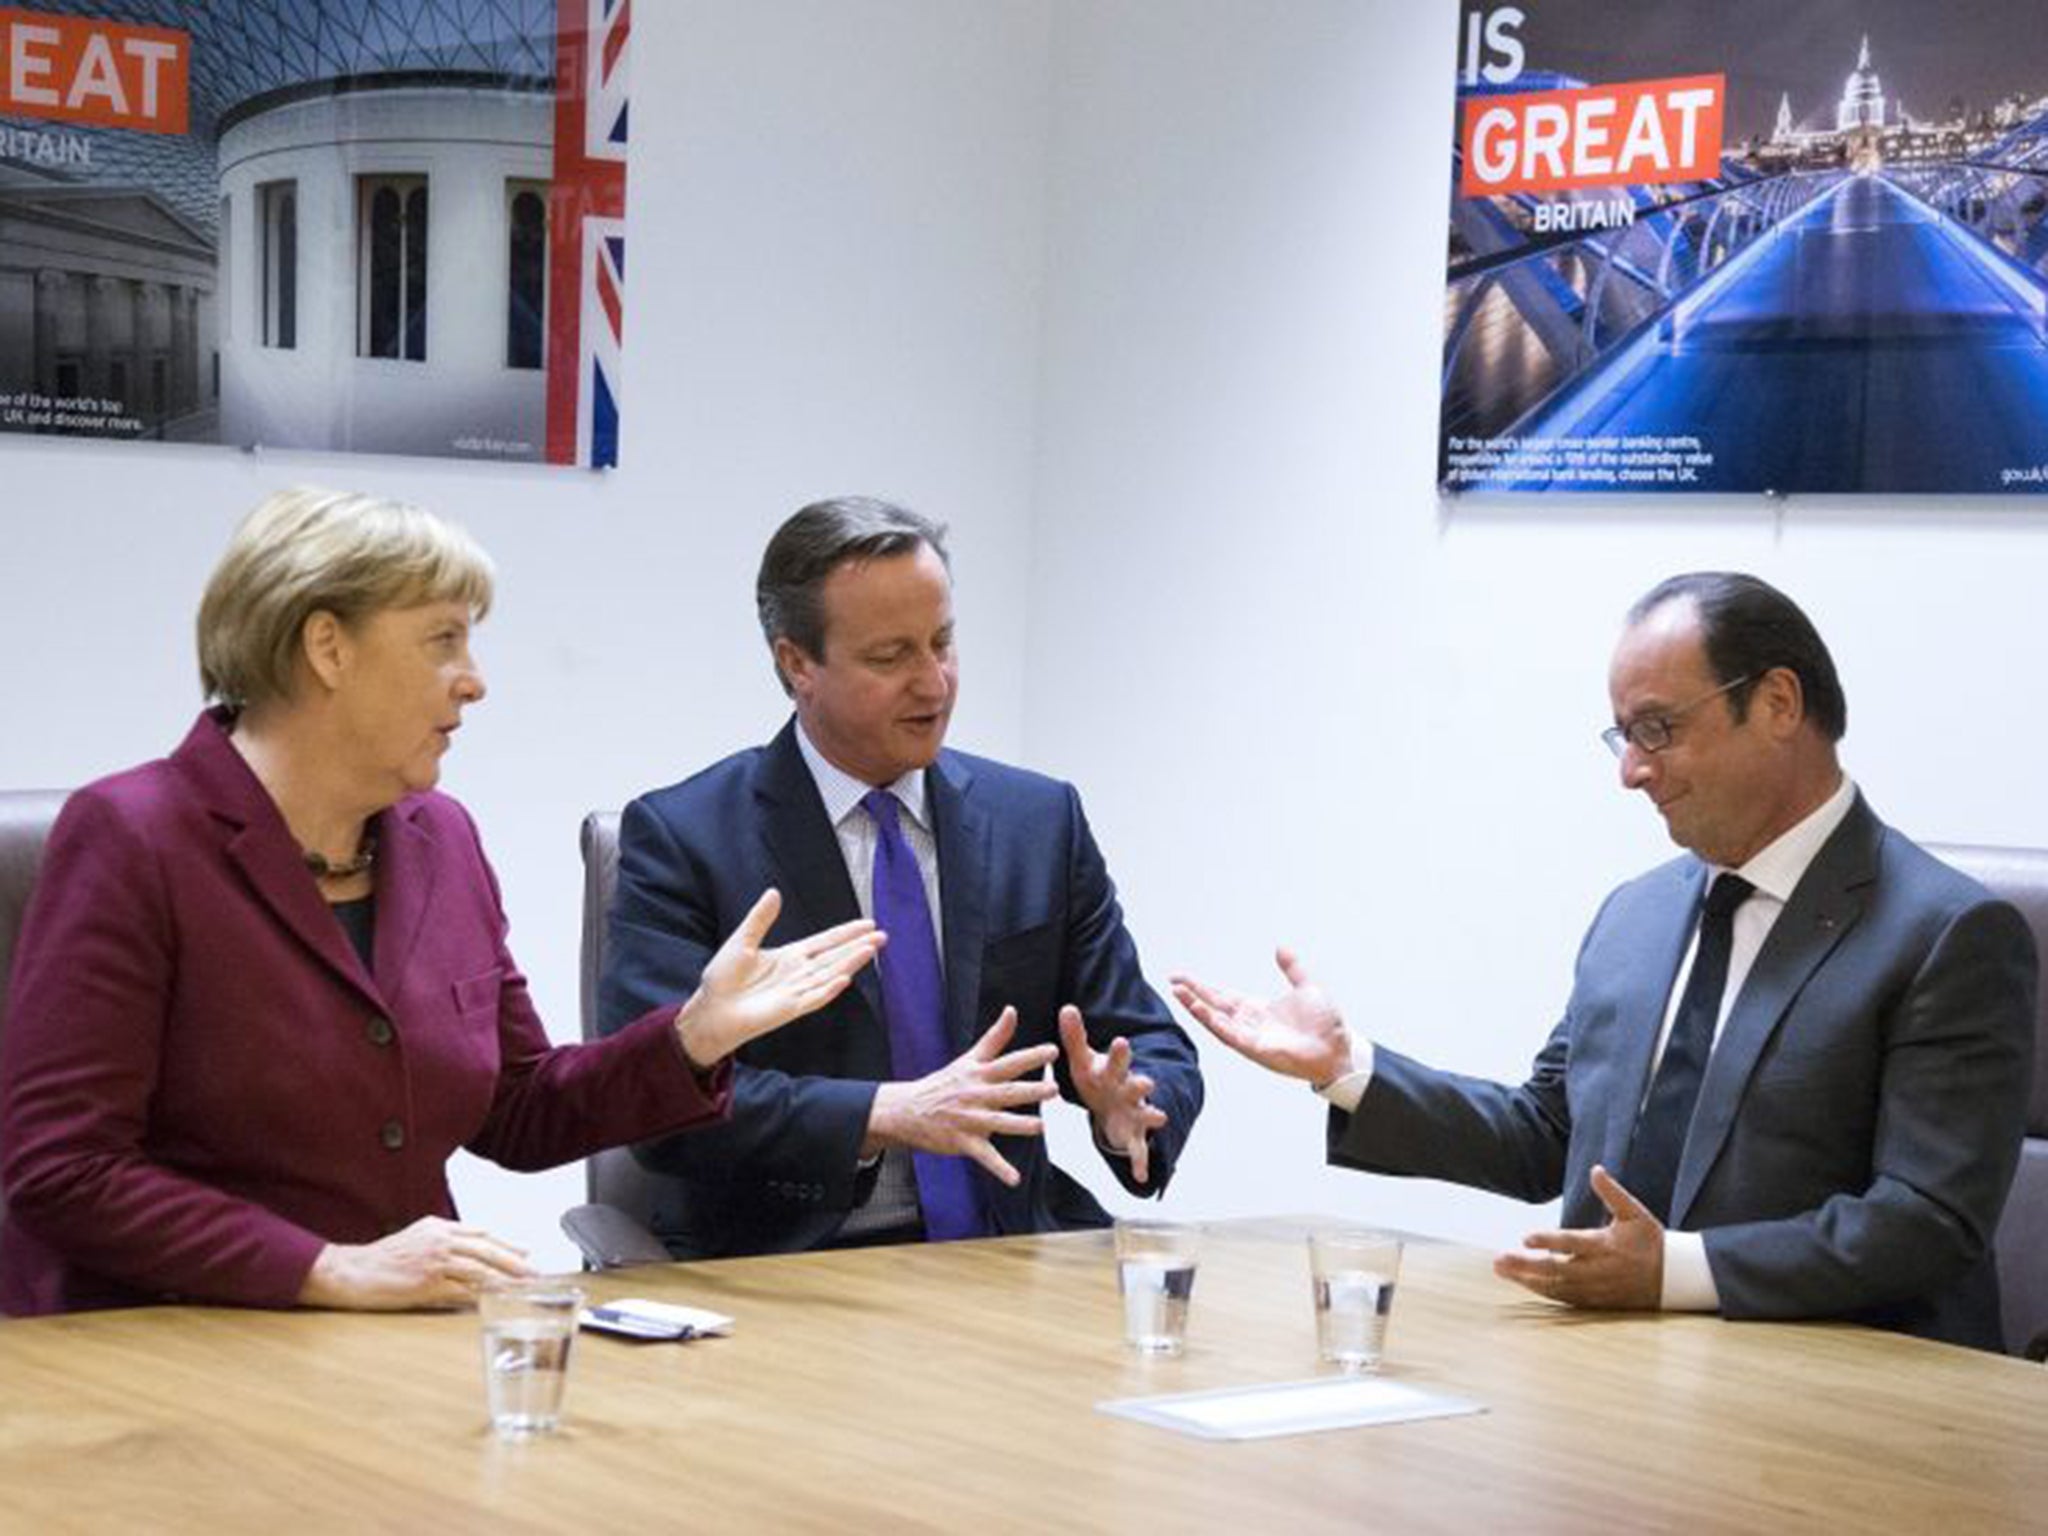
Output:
(1115, 1219), (1201, 1354)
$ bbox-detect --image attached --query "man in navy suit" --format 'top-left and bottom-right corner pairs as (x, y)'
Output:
(600, 497), (1202, 1256)
(1178, 573), (2034, 1349)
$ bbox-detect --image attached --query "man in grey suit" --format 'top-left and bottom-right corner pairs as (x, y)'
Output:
(1176, 573), (2035, 1350)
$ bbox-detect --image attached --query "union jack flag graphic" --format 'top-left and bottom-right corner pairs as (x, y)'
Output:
(547, 0), (631, 467)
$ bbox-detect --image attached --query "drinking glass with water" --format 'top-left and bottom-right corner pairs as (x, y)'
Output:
(478, 1280), (587, 1438)
(1307, 1229), (1402, 1372)
(1114, 1219), (1201, 1355)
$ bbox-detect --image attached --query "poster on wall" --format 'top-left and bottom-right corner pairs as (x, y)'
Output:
(1441, 2), (2048, 494)
(0, 1), (628, 468)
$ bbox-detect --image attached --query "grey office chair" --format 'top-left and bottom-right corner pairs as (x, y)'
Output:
(558, 811), (677, 1270)
(0, 791), (69, 1253)
(1929, 842), (2048, 1360)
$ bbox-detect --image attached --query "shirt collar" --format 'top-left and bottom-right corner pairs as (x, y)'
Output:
(1718, 772), (1856, 904)
(793, 718), (930, 833)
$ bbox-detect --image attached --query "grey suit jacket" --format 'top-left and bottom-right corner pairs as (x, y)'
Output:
(1332, 793), (2036, 1350)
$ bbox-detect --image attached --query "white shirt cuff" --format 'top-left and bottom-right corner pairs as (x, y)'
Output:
(1660, 1230), (1721, 1311)
(1313, 1040), (1376, 1112)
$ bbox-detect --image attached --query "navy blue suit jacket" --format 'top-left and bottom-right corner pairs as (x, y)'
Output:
(1332, 794), (2036, 1350)
(599, 721), (1202, 1256)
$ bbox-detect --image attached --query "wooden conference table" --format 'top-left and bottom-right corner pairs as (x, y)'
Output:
(1, 1218), (2044, 1533)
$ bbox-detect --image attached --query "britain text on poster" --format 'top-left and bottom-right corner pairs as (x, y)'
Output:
(0, 1), (630, 467)
(1441, 2), (2048, 494)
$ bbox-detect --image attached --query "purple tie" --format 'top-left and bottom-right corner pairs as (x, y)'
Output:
(862, 789), (984, 1240)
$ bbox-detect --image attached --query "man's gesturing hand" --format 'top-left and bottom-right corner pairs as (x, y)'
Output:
(1171, 947), (1355, 1086)
(865, 1007), (1060, 1184)
(1058, 1005), (1168, 1185)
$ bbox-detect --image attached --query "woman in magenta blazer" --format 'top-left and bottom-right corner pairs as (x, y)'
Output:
(0, 489), (881, 1315)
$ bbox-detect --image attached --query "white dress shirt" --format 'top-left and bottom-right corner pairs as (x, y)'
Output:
(1321, 773), (1857, 1311)
(794, 723), (943, 944)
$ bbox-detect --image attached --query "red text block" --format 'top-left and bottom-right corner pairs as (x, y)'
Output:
(1461, 74), (1724, 197)
(1, 7), (189, 135)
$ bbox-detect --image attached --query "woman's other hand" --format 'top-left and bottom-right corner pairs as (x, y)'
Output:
(298, 1216), (535, 1310)
(673, 889), (885, 1067)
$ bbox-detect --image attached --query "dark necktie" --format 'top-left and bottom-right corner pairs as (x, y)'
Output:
(862, 789), (984, 1240)
(1626, 872), (1755, 1224)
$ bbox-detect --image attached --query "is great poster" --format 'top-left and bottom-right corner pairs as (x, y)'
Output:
(1442, 1), (2048, 494)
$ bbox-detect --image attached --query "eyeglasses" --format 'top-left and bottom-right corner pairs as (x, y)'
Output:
(1602, 674), (1754, 758)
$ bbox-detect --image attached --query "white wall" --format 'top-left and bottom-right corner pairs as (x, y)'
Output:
(1027, 0), (2048, 1248)
(6, 0), (2048, 1275)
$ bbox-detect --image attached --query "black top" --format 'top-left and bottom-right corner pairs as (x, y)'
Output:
(330, 895), (375, 970)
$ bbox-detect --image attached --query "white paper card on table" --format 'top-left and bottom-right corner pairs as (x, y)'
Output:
(1098, 1375), (1485, 1440)
(579, 1298), (735, 1341)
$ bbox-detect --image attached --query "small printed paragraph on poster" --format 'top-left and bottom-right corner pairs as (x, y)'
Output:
(1445, 435), (1717, 488)
(0, 392), (145, 434)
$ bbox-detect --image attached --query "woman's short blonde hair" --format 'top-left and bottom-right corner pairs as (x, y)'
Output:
(197, 487), (496, 708)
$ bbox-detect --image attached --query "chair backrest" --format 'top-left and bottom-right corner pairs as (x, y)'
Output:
(577, 812), (675, 1228)
(0, 791), (70, 1243)
(578, 811), (623, 1051)
(1929, 843), (2048, 1357)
